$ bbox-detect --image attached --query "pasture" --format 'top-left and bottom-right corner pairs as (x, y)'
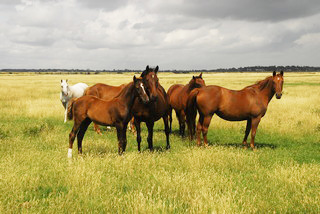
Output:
(0, 72), (319, 213)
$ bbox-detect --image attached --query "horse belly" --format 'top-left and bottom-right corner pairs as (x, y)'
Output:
(217, 97), (251, 121)
(216, 111), (249, 121)
(87, 105), (113, 126)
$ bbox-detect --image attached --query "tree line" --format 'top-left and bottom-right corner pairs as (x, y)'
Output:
(1, 65), (320, 74)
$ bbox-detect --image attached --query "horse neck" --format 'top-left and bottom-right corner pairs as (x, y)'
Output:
(257, 78), (275, 104)
(186, 82), (195, 92)
(115, 82), (135, 109)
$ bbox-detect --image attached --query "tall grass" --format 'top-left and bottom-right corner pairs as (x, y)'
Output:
(0, 72), (319, 213)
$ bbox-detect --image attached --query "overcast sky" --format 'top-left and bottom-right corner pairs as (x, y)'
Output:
(1, 0), (320, 70)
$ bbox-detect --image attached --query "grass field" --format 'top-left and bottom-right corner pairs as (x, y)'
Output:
(0, 72), (319, 213)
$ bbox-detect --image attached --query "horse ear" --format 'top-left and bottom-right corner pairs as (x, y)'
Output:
(199, 72), (203, 78)
(280, 70), (284, 76)
(146, 65), (149, 71)
(133, 75), (137, 82)
(273, 71), (276, 77)
(193, 76), (195, 79)
(155, 66), (159, 73)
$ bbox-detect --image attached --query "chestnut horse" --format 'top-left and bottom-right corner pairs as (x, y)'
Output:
(131, 65), (171, 151)
(186, 71), (284, 149)
(167, 73), (205, 136)
(67, 76), (149, 157)
(84, 83), (135, 134)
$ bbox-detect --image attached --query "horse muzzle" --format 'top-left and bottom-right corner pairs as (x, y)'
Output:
(276, 93), (282, 99)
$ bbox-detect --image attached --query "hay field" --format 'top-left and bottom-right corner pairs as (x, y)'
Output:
(0, 72), (319, 213)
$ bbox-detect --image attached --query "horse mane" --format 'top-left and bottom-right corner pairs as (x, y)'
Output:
(256, 76), (273, 91)
(245, 76), (273, 91)
(114, 82), (133, 98)
(141, 69), (148, 77)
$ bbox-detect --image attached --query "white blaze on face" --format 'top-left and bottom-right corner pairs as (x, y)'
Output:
(277, 77), (280, 81)
(61, 80), (68, 95)
(140, 83), (147, 95)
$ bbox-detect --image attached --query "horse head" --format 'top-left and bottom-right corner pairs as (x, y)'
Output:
(61, 79), (69, 96)
(190, 72), (205, 89)
(141, 65), (159, 102)
(272, 71), (284, 99)
(133, 76), (150, 104)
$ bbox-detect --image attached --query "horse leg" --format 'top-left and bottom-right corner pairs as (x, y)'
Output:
(68, 120), (81, 158)
(134, 119), (142, 152)
(120, 124), (128, 153)
(168, 106), (173, 133)
(64, 102), (68, 123)
(201, 115), (213, 147)
(129, 117), (136, 134)
(242, 119), (252, 148)
(180, 110), (186, 137)
(250, 117), (261, 150)
(116, 124), (126, 155)
(196, 114), (204, 146)
(93, 123), (102, 135)
(162, 116), (170, 150)
(77, 118), (91, 155)
(175, 110), (182, 135)
(146, 121), (154, 151)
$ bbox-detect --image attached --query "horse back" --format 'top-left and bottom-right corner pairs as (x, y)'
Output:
(167, 84), (185, 109)
(85, 83), (125, 100)
(69, 83), (88, 98)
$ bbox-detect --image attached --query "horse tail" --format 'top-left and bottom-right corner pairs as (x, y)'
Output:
(186, 88), (200, 140)
(67, 98), (77, 120)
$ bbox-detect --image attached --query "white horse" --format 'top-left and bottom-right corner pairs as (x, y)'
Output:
(60, 79), (88, 123)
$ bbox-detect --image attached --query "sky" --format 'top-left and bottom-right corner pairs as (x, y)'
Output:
(1, 0), (320, 70)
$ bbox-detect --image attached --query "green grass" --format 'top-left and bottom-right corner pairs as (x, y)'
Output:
(0, 72), (319, 213)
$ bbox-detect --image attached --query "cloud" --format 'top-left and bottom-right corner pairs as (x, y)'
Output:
(0, 0), (320, 69)
(153, 0), (320, 22)
(77, 0), (129, 11)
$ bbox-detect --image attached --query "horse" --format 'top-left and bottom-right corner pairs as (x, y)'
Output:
(60, 79), (88, 123)
(131, 65), (171, 151)
(67, 76), (150, 157)
(186, 71), (284, 149)
(84, 83), (135, 134)
(167, 73), (205, 136)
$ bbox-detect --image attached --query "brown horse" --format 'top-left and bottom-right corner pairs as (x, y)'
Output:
(186, 71), (284, 149)
(167, 73), (205, 136)
(131, 65), (171, 151)
(67, 76), (150, 157)
(84, 83), (135, 134)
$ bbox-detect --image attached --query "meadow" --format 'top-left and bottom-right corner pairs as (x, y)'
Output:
(0, 72), (319, 213)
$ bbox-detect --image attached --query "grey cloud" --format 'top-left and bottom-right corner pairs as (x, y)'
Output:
(77, 0), (129, 11)
(158, 0), (320, 22)
(0, 0), (21, 5)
